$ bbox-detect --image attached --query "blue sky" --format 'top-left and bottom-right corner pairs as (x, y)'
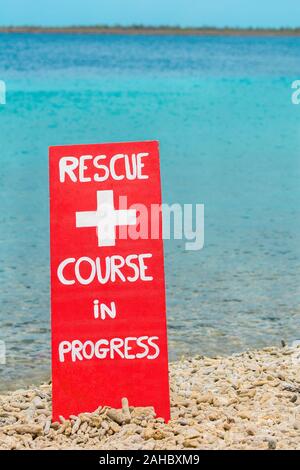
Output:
(1, 0), (300, 27)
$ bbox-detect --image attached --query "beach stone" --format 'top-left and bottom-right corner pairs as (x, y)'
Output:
(196, 393), (214, 404)
(31, 397), (44, 409)
(110, 422), (121, 433)
(177, 418), (189, 426)
(183, 438), (199, 448)
(90, 416), (102, 428)
(183, 428), (201, 439)
(143, 428), (165, 440)
(267, 438), (277, 450)
(121, 397), (131, 423)
(106, 409), (125, 425)
(12, 425), (43, 436)
(246, 426), (255, 436)
(0, 416), (17, 426)
(71, 417), (81, 433)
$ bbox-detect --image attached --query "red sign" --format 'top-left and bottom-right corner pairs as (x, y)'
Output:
(49, 140), (170, 422)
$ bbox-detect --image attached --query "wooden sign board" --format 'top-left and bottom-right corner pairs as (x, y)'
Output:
(49, 140), (170, 422)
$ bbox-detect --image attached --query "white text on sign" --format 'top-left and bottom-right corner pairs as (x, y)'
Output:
(59, 153), (149, 183)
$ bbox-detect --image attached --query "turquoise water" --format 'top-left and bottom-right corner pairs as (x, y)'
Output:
(0, 34), (300, 389)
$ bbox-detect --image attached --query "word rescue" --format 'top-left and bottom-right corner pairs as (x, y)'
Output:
(49, 141), (170, 421)
(59, 152), (149, 182)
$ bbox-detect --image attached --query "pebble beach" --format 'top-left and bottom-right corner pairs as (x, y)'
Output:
(1, 345), (300, 450)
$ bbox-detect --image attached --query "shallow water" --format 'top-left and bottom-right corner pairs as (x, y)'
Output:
(0, 33), (300, 389)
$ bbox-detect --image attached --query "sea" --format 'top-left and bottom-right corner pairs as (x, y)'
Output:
(0, 33), (300, 389)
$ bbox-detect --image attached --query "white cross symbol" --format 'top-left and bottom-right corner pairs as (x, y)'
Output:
(75, 190), (137, 247)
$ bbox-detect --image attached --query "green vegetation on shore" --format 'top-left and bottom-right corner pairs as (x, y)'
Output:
(0, 25), (300, 36)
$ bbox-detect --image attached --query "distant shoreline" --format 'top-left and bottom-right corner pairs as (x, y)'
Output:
(0, 346), (299, 450)
(1, 26), (300, 36)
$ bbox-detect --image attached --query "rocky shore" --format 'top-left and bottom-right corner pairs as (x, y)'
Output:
(1, 26), (300, 36)
(1, 345), (300, 450)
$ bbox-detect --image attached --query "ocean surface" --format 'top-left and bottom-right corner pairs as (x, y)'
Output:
(0, 33), (300, 390)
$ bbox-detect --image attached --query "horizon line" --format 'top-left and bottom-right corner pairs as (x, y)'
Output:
(1, 25), (300, 36)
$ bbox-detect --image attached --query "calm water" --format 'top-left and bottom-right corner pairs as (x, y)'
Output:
(0, 34), (300, 389)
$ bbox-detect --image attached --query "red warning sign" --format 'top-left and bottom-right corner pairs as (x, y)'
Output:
(49, 140), (170, 422)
